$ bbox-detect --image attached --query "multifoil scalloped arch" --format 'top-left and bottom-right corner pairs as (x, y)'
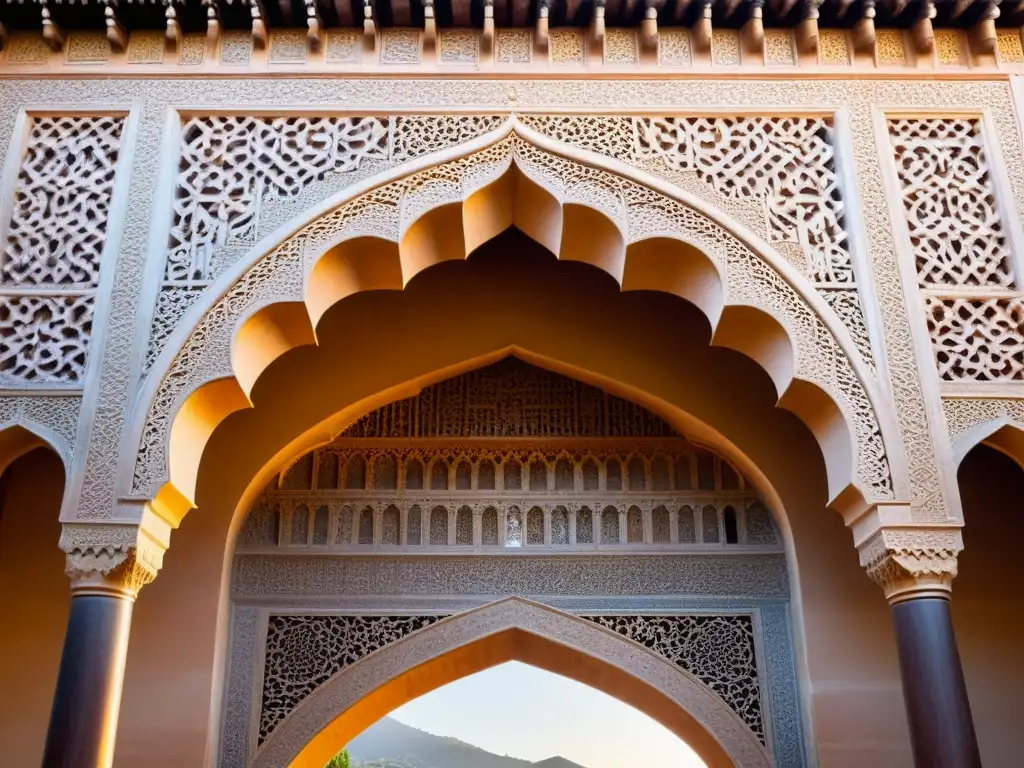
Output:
(123, 118), (899, 524)
(251, 597), (773, 768)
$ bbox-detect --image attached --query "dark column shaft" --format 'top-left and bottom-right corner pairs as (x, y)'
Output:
(891, 597), (981, 768)
(42, 594), (134, 768)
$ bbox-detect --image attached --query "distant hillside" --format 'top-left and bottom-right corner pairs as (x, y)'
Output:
(347, 717), (590, 768)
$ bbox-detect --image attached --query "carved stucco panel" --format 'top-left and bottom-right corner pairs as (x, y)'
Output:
(942, 397), (1024, 446)
(131, 134), (893, 506)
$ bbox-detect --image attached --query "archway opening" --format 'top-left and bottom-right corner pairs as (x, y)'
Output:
(0, 442), (68, 766)
(952, 443), (1024, 764)
(122, 228), (870, 768)
(340, 660), (707, 768)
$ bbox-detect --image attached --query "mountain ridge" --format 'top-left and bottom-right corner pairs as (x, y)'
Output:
(347, 717), (591, 768)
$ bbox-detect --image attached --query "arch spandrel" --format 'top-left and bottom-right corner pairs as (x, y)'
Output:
(252, 598), (772, 768)
(125, 120), (899, 528)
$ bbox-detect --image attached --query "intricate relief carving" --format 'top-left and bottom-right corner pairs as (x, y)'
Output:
(818, 30), (849, 65)
(232, 552), (790, 599)
(269, 31), (307, 64)
(6, 34), (50, 65)
(659, 29), (692, 66)
(439, 31), (479, 64)
(550, 30), (583, 63)
(257, 610), (764, 749)
(127, 32), (165, 65)
(926, 297), (1024, 381)
(524, 114), (874, 366)
(381, 30), (420, 64)
(875, 30), (906, 65)
(889, 119), (1014, 289)
(934, 30), (963, 66)
(0, 395), (80, 461)
(764, 30), (794, 65)
(997, 29), (1024, 64)
(942, 396), (1024, 444)
(711, 30), (740, 66)
(59, 522), (165, 597)
(0, 296), (94, 384)
(0, 115), (123, 387)
(326, 30), (360, 63)
(179, 34), (206, 66)
(586, 614), (763, 742)
(220, 32), (252, 66)
(260, 615), (443, 742)
(496, 30), (531, 64)
(136, 237), (305, 493)
(391, 114), (505, 163)
(3, 116), (123, 288)
(604, 29), (637, 65)
(858, 527), (962, 603)
(888, 118), (1023, 383)
(66, 33), (111, 64)
(135, 130), (892, 504)
(342, 358), (680, 439)
(146, 116), (390, 370)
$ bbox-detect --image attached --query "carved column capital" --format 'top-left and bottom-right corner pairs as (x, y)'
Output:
(59, 522), (167, 600)
(858, 527), (962, 605)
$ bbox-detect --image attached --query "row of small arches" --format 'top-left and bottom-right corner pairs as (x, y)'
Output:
(279, 448), (745, 495)
(239, 500), (777, 549)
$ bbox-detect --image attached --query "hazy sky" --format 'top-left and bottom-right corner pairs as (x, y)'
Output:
(389, 661), (707, 768)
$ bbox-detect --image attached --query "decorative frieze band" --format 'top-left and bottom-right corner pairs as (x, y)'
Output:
(3, 24), (1023, 73)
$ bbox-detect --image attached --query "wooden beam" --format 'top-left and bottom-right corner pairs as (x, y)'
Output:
(511, 0), (529, 25)
(723, 0), (745, 18)
(391, 0), (411, 25)
(452, 0), (471, 26)
(672, 0), (694, 21)
(278, 0), (293, 25)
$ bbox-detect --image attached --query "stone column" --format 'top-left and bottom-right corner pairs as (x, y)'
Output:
(860, 529), (981, 768)
(43, 523), (164, 768)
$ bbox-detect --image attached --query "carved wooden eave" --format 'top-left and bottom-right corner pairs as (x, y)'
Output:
(2, 0), (1022, 46)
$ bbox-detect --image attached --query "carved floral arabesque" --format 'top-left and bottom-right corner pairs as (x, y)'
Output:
(145, 114), (507, 372)
(888, 118), (1024, 383)
(0, 395), (80, 462)
(522, 115), (875, 368)
(258, 612), (764, 747)
(28, 77), (1016, 529)
(0, 115), (124, 387)
(941, 397), (1024, 445)
(131, 133), (893, 508)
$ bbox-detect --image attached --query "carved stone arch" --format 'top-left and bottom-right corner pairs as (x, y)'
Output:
(0, 420), (73, 477)
(952, 416), (1024, 471)
(251, 599), (771, 768)
(127, 123), (899, 531)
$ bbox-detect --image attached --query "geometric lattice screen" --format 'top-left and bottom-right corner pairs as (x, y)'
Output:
(889, 117), (1024, 382)
(0, 115), (124, 386)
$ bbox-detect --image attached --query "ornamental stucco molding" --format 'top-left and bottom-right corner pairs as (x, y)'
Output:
(0, 78), (1017, 536)
(857, 526), (962, 604)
